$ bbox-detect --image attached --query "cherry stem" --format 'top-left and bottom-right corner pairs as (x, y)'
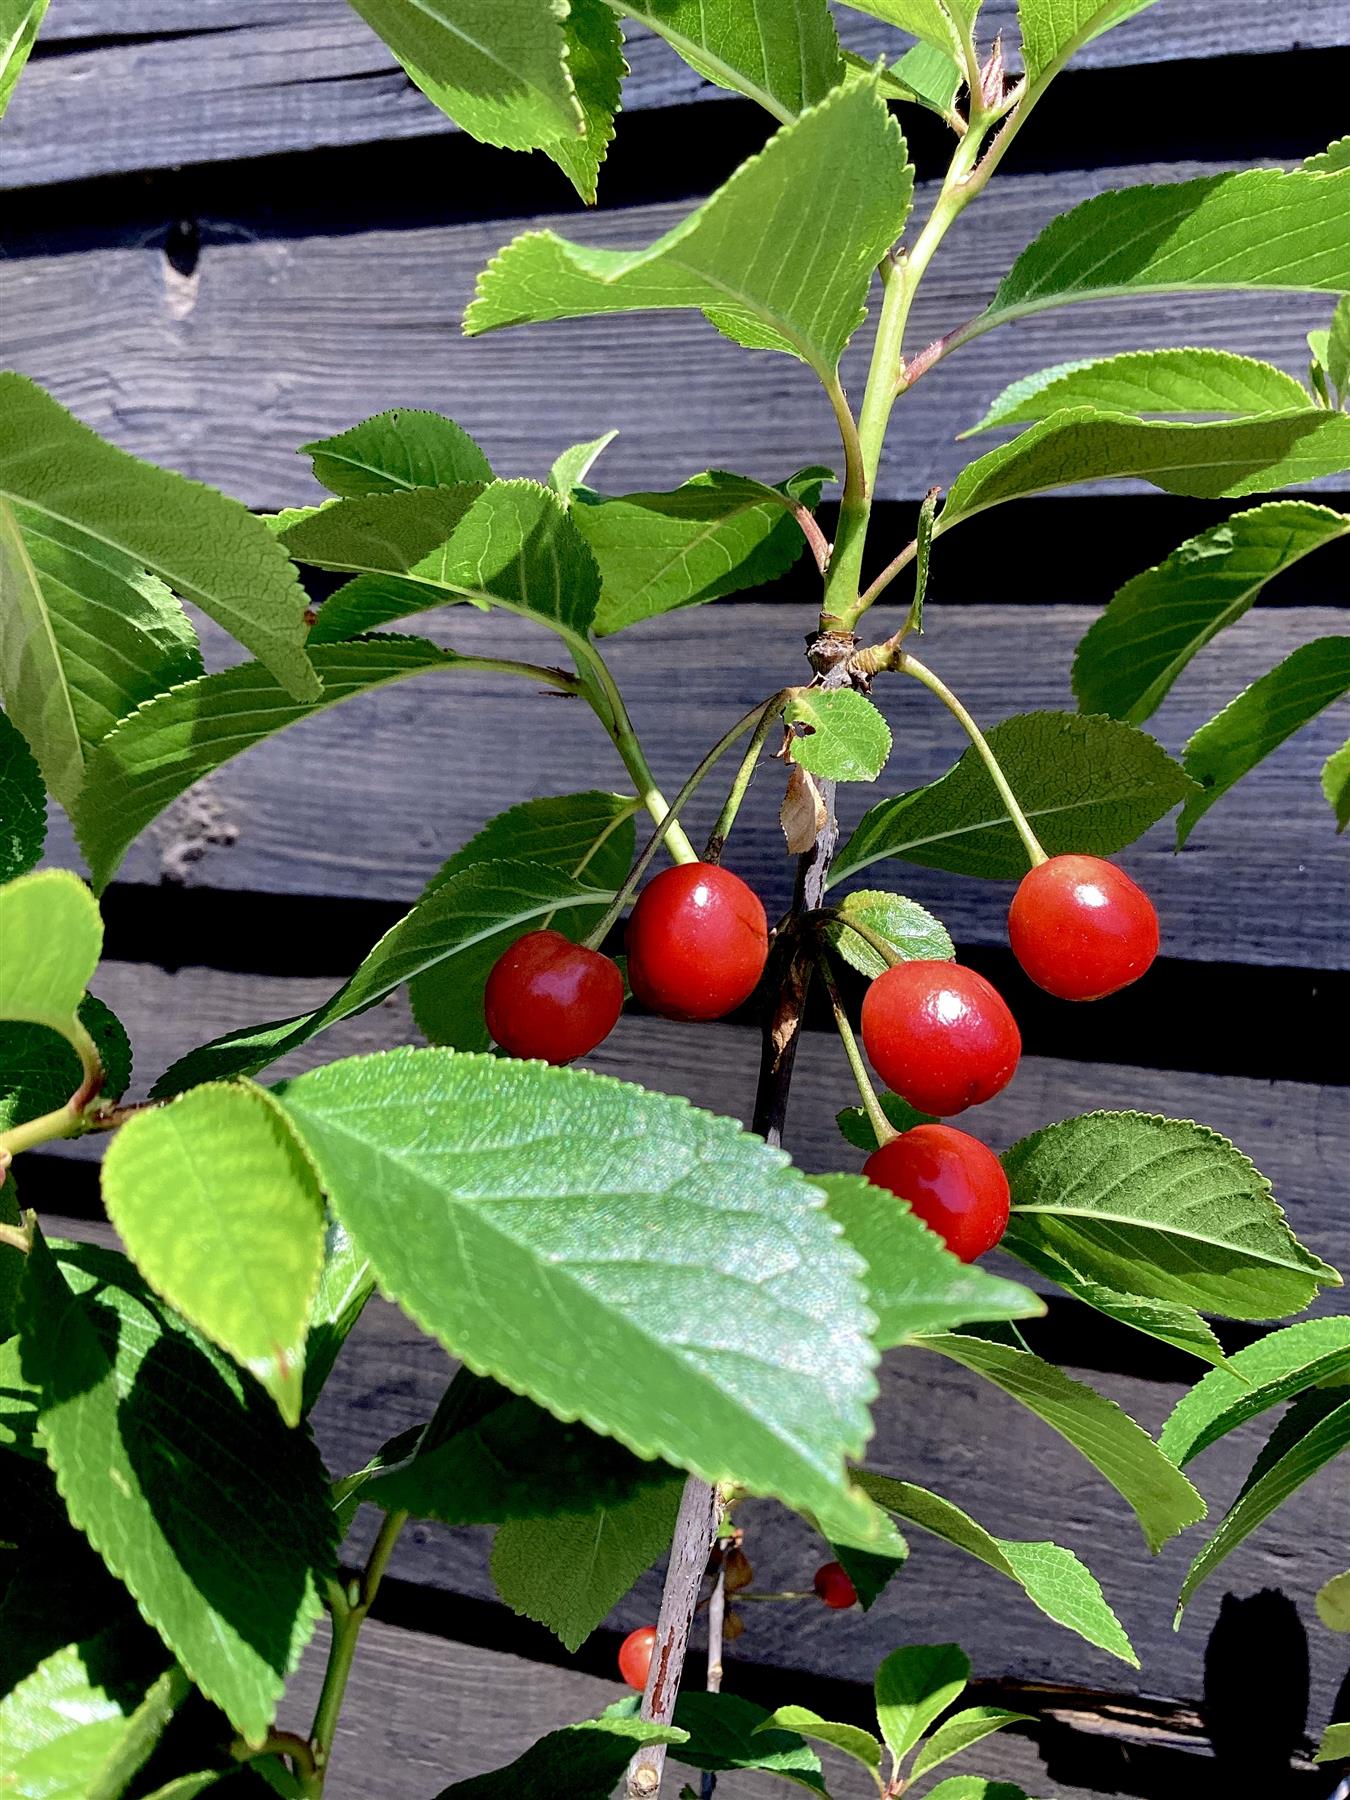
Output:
(704, 693), (790, 863)
(816, 952), (898, 1149)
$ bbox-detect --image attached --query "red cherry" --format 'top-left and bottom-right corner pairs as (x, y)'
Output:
(864, 1124), (1010, 1263)
(859, 961), (1020, 1116)
(484, 930), (623, 1064)
(618, 1625), (658, 1690)
(812, 1562), (857, 1609)
(626, 863), (768, 1022)
(1009, 855), (1159, 1001)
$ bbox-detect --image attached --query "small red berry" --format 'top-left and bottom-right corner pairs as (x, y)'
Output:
(863, 1123), (1011, 1263)
(1009, 854), (1159, 1001)
(812, 1561), (857, 1609)
(626, 863), (769, 1021)
(618, 1624), (658, 1690)
(484, 930), (623, 1064)
(859, 961), (1020, 1116)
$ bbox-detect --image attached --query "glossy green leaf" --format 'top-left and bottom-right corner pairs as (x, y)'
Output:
(940, 409), (1350, 528)
(1004, 1110), (1340, 1320)
(1178, 635), (1350, 843)
(614, 0), (842, 122)
(835, 1092), (936, 1151)
(911, 1707), (1036, 1780)
(1177, 1389), (1350, 1614)
(1316, 1571), (1350, 1632)
(832, 711), (1193, 882)
(548, 430), (619, 498)
(0, 0), (49, 119)
(1018, 0), (1159, 82)
(663, 1691), (827, 1791)
(922, 1780), (1032, 1800)
(301, 1214), (375, 1414)
(818, 1174), (1042, 1347)
(1, 995), (131, 1135)
(346, 0), (582, 152)
(275, 1047), (880, 1547)
(825, 888), (953, 979)
(87, 1663), (194, 1800)
(74, 638), (466, 893)
(1327, 295), (1350, 398)
(1072, 501), (1350, 723)
(843, 0), (968, 63)
(279, 483), (483, 582)
(491, 1475), (684, 1650)
(466, 80), (913, 379)
(875, 1642), (969, 1761)
(786, 688), (892, 782)
(830, 1515), (909, 1613)
(753, 1707), (882, 1772)
(430, 1719), (688, 1799)
(1322, 738), (1350, 831)
(857, 1472), (1137, 1663)
(916, 1333), (1204, 1551)
(302, 409), (493, 497)
(1316, 1722), (1350, 1764)
(841, 42), (963, 123)
(545, 0), (625, 202)
(0, 709), (45, 882)
(18, 1237), (336, 1745)
(0, 870), (102, 1066)
(0, 1626), (170, 1800)
(578, 467), (828, 635)
(421, 790), (638, 898)
(101, 1083), (326, 1425)
(1160, 1318), (1350, 1467)
(966, 349), (1311, 437)
(0, 376), (316, 704)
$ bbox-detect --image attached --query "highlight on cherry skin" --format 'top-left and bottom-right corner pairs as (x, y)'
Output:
(483, 929), (624, 1065)
(618, 1624), (658, 1691)
(864, 1123), (1012, 1264)
(859, 960), (1021, 1117)
(812, 1561), (858, 1609)
(1009, 853), (1160, 1002)
(626, 861), (769, 1022)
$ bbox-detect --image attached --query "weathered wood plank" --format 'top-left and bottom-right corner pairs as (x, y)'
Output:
(4, 163), (1343, 510)
(40, 602), (1350, 971)
(13, 3), (1347, 190)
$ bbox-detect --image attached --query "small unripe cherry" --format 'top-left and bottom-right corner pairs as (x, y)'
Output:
(812, 1561), (857, 1609)
(626, 862), (769, 1021)
(864, 1123), (1010, 1263)
(859, 961), (1020, 1116)
(1009, 854), (1159, 1001)
(484, 930), (623, 1064)
(618, 1624), (658, 1690)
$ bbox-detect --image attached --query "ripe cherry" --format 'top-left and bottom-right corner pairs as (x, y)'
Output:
(618, 1624), (658, 1691)
(859, 961), (1020, 1116)
(863, 1123), (1011, 1263)
(626, 863), (769, 1021)
(484, 930), (623, 1064)
(1009, 854), (1159, 1001)
(813, 1561), (858, 1610)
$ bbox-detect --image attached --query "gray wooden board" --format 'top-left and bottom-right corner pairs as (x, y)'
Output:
(10, 3), (1348, 190)
(4, 162), (1345, 511)
(39, 603), (1350, 970)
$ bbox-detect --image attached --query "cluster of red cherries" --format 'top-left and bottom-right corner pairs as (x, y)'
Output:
(485, 852), (1158, 1265)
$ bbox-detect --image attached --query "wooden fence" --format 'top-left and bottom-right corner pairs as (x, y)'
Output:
(3, 4), (1348, 1794)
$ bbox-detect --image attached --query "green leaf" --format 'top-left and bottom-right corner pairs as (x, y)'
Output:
(665, 1691), (827, 1791)
(1, 995), (132, 1134)
(491, 1475), (684, 1650)
(18, 1237), (336, 1745)
(279, 483), (484, 583)
(818, 1174), (1043, 1347)
(966, 348), (1312, 437)
(1327, 295), (1350, 398)
(1317, 1721), (1350, 1764)
(101, 1083), (326, 1426)
(0, 1626), (171, 1800)
(0, 375), (316, 704)
(752, 1707), (883, 1772)
(421, 790), (638, 898)
(0, 0), (49, 120)
(1306, 137), (1350, 175)
(1322, 738), (1350, 831)
(1176, 1389), (1350, 1615)
(857, 1472), (1138, 1664)
(832, 711), (1193, 882)
(0, 709), (45, 881)
(874, 1642), (970, 1762)
(466, 79), (913, 380)
(275, 1047), (880, 1547)
(836, 1091), (936, 1151)
(0, 869), (102, 1065)
(1160, 1318), (1350, 1467)
(825, 889), (953, 979)
(911, 1707), (1036, 1780)
(1003, 1111), (1340, 1321)
(940, 409), (1350, 529)
(430, 1719), (688, 1800)
(916, 1332), (1205, 1551)
(301, 1214), (375, 1414)
(1316, 1570), (1350, 1632)
(614, 0), (842, 122)
(908, 484), (939, 636)
(155, 859), (615, 1093)
(830, 1516), (909, 1612)
(843, 1), (968, 65)
(301, 409), (493, 497)
(345, 0), (583, 152)
(74, 638), (465, 893)
(578, 467), (829, 635)
(1178, 635), (1350, 844)
(923, 1781), (1032, 1800)
(1072, 500), (1350, 724)
(544, 0), (625, 203)
(977, 168), (1350, 339)
(548, 430), (619, 498)
(785, 688), (891, 782)
(1018, 0), (1159, 84)
(87, 1663), (194, 1800)
(841, 42), (963, 123)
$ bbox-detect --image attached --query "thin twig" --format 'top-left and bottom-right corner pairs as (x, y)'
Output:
(789, 502), (831, 574)
(699, 1559), (728, 1800)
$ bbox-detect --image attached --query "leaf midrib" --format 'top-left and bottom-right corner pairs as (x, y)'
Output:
(1009, 1199), (1328, 1275)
